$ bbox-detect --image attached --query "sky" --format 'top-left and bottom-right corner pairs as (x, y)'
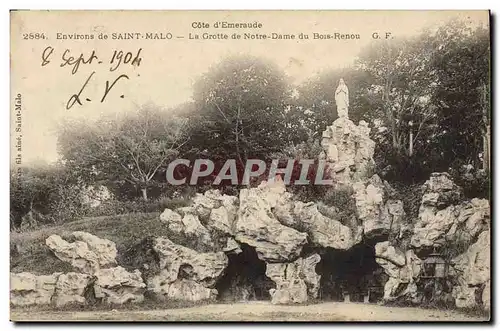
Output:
(10, 10), (489, 164)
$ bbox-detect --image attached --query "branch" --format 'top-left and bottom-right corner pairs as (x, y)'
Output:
(212, 102), (231, 124)
(412, 111), (434, 145)
(146, 120), (189, 181)
(116, 137), (146, 181)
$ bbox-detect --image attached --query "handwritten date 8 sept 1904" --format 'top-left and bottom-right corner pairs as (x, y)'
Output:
(41, 46), (143, 110)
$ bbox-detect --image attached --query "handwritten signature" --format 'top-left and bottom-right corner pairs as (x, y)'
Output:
(40, 46), (142, 109)
(66, 71), (130, 110)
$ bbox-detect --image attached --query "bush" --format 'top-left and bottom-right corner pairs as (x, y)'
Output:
(320, 186), (357, 226)
(390, 182), (423, 223)
(449, 165), (490, 200)
(10, 165), (90, 229)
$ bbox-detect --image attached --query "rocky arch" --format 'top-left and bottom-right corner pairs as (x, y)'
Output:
(317, 241), (387, 303)
(215, 243), (275, 301)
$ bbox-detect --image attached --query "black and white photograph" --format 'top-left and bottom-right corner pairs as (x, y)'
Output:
(9, 10), (491, 322)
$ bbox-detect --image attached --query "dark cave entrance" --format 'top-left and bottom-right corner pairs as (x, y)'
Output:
(316, 241), (387, 303)
(216, 243), (275, 302)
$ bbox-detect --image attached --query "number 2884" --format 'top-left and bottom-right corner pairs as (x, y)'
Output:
(22, 33), (46, 40)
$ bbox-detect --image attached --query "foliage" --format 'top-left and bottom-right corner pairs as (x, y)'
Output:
(11, 19), (491, 234)
(320, 186), (357, 226)
(271, 138), (334, 201)
(449, 165), (490, 199)
(360, 20), (489, 183)
(57, 105), (189, 201)
(354, 32), (440, 182)
(430, 22), (490, 179)
(389, 182), (423, 223)
(188, 55), (302, 166)
(10, 164), (87, 229)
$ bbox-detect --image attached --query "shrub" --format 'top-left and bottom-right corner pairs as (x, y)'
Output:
(320, 186), (357, 226)
(390, 182), (424, 224)
(449, 165), (490, 200)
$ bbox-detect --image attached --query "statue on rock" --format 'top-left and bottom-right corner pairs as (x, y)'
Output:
(321, 78), (376, 186)
(335, 78), (349, 119)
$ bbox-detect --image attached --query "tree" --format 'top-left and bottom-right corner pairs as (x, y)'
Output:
(430, 21), (490, 174)
(350, 19), (490, 185)
(58, 105), (189, 200)
(189, 55), (296, 169)
(356, 32), (439, 162)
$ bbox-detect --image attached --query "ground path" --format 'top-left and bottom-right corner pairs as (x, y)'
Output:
(11, 301), (488, 322)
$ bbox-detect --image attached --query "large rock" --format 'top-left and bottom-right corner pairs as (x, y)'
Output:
(160, 208), (212, 247)
(353, 175), (404, 238)
(181, 213), (212, 244)
(235, 180), (308, 262)
(45, 232), (117, 274)
(375, 242), (422, 302)
(166, 190), (239, 248)
(418, 172), (462, 218)
(208, 206), (236, 235)
(158, 279), (218, 302)
(159, 208), (183, 232)
(10, 272), (60, 306)
(447, 198), (490, 245)
(354, 175), (384, 229)
(451, 230), (490, 309)
(223, 237), (242, 254)
(293, 201), (358, 250)
(10, 272), (91, 308)
(93, 266), (145, 304)
(152, 237), (228, 286)
(411, 205), (458, 248)
(210, 191), (239, 225)
(72, 231), (117, 265)
(80, 185), (113, 208)
(195, 190), (218, 204)
(273, 192), (299, 228)
(52, 272), (91, 307)
(321, 117), (375, 185)
(421, 172), (462, 207)
(383, 199), (405, 235)
(375, 242), (406, 278)
(265, 254), (321, 304)
(271, 180), (362, 250)
(412, 173), (473, 249)
(147, 237), (227, 301)
(411, 174), (489, 250)
(188, 189), (238, 222)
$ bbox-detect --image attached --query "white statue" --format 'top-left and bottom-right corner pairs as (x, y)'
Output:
(335, 78), (349, 118)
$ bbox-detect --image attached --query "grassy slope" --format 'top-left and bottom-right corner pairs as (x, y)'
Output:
(10, 212), (165, 275)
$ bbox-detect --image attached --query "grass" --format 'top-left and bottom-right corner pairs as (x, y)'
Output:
(11, 212), (166, 275)
(10, 211), (218, 312)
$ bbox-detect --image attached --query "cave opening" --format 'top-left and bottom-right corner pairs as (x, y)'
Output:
(216, 243), (275, 302)
(316, 240), (387, 303)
